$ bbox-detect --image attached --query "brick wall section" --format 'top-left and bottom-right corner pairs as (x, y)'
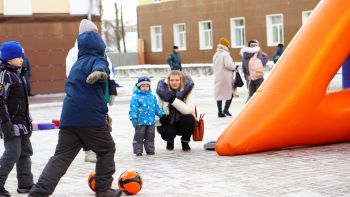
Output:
(137, 0), (320, 64)
(0, 15), (101, 94)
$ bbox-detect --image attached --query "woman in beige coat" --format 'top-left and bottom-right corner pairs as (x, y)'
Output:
(213, 38), (236, 117)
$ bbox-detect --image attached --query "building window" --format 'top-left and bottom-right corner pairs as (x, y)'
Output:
(150, 26), (162, 52)
(173, 23), (186, 50)
(4, 0), (32, 15)
(302, 10), (313, 25)
(266, 14), (284, 46)
(198, 20), (213, 50)
(230, 17), (246, 48)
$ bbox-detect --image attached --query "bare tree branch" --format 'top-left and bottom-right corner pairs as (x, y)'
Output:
(120, 0), (127, 53)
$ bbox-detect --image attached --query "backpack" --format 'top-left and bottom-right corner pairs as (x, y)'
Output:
(248, 53), (264, 80)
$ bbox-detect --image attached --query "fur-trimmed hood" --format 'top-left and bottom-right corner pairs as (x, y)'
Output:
(216, 44), (229, 52)
(240, 46), (260, 56)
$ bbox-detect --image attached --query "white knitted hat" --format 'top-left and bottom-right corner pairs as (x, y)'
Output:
(79, 19), (98, 35)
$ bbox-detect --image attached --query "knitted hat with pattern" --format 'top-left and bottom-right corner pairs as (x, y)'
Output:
(137, 76), (151, 87)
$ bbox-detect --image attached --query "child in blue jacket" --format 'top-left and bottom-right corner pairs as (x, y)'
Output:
(29, 31), (121, 197)
(129, 76), (164, 156)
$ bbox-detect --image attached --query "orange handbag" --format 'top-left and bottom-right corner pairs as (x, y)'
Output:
(193, 107), (205, 141)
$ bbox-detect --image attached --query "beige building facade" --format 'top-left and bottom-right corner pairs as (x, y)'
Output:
(0, 0), (101, 94)
(137, 0), (320, 64)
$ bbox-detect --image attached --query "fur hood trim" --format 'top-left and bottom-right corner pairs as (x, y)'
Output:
(216, 44), (229, 52)
(240, 46), (260, 56)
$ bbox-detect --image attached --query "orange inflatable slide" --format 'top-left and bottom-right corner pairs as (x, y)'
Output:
(215, 0), (350, 156)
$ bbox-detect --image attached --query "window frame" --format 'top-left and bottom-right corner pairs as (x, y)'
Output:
(230, 17), (246, 48)
(150, 25), (163, 52)
(173, 23), (187, 51)
(198, 20), (213, 50)
(302, 10), (313, 25)
(266, 13), (284, 47)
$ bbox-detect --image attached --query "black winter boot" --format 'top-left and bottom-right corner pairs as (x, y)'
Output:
(223, 98), (232, 116)
(95, 189), (122, 197)
(166, 141), (174, 150)
(0, 186), (10, 197)
(17, 184), (34, 193)
(181, 142), (191, 151)
(217, 101), (226, 118)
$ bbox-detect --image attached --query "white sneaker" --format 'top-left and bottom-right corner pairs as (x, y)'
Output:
(85, 150), (97, 163)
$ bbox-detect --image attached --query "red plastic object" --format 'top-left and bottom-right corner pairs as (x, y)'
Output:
(52, 119), (60, 127)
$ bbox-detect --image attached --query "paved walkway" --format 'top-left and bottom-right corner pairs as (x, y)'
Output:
(1, 76), (350, 197)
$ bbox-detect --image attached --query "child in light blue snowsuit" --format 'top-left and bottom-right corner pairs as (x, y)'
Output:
(129, 76), (164, 156)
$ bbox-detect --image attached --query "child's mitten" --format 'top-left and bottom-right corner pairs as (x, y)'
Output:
(159, 115), (169, 125)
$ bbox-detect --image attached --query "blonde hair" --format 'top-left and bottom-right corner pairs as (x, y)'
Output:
(167, 70), (185, 91)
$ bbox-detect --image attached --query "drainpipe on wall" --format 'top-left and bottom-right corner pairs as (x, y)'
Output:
(88, 0), (93, 20)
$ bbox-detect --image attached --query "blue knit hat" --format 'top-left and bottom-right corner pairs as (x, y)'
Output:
(137, 76), (151, 87)
(1, 41), (24, 61)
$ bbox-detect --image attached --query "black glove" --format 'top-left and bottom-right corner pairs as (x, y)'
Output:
(159, 115), (169, 125)
(108, 79), (118, 96)
(1, 121), (13, 139)
(168, 91), (176, 103)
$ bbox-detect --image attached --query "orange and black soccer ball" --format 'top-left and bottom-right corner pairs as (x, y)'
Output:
(88, 171), (96, 192)
(118, 170), (143, 195)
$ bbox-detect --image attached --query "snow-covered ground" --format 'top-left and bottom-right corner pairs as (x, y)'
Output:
(0, 70), (349, 196)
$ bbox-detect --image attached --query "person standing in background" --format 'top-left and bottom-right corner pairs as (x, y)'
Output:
(273, 43), (284, 64)
(240, 40), (268, 85)
(22, 56), (33, 96)
(168, 46), (182, 71)
(213, 38), (236, 118)
(240, 40), (268, 101)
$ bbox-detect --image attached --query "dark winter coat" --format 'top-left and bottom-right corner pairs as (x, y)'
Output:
(0, 61), (31, 138)
(156, 76), (194, 124)
(273, 47), (284, 63)
(168, 51), (182, 71)
(60, 31), (109, 128)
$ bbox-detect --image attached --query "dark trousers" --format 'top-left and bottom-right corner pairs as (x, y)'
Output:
(157, 114), (195, 142)
(29, 127), (115, 196)
(247, 78), (264, 101)
(133, 125), (155, 154)
(0, 135), (33, 188)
